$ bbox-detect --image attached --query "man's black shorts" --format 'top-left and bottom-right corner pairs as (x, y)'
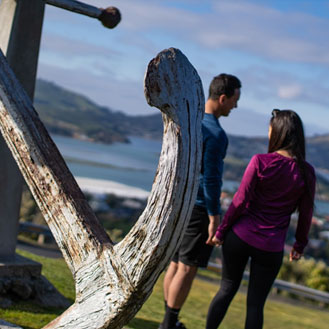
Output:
(172, 205), (214, 268)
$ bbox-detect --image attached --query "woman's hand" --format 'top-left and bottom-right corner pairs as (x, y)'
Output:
(206, 215), (220, 245)
(289, 248), (302, 261)
(211, 236), (224, 247)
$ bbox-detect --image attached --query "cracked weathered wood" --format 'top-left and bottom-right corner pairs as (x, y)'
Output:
(0, 47), (204, 328)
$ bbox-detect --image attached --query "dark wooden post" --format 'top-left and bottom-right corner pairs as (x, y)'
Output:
(0, 0), (45, 261)
(0, 0), (121, 261)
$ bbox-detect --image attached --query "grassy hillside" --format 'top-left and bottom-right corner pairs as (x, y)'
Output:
(34, 80), (163, 143)
(307, 134), (329, 169)
(1, 249), (329, 329)
(226, 134), (329, 172)
(129, 273), (329, 329)
(35, 79), (131, 144)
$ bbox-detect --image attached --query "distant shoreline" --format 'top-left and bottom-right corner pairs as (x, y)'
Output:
(75, 176), (150, 200)
(75, 176), (329, 216)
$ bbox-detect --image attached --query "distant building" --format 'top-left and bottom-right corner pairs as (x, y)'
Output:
(308, 238), (326, 249)
(319, 231), (329, 241)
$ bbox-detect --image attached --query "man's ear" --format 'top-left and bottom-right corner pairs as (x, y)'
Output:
(218, 94), (227, 105)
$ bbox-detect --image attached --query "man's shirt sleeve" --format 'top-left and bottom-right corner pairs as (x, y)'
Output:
(202, 134), (225, 216)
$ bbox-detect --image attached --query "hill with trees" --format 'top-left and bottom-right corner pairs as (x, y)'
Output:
(34, 79), (329, 173)
(34, 79), (163, 144)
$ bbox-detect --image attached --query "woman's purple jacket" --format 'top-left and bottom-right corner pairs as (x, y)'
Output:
(215, 152), (316, 253)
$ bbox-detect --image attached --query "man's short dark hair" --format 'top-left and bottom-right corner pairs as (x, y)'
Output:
(208, 73), (241, 100)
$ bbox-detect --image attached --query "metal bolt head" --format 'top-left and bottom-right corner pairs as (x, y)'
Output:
(98, 7), (121, 29)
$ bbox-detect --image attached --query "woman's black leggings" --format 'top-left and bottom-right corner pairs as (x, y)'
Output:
(206, 230), (283, 329)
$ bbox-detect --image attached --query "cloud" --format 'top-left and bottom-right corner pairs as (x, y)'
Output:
(93, 0), (329, 65)
(277, 85), (302, 100)
(236, 65), (329, 108)
(39, 35), (120, 78)
(35, 0), (329, 131)
(6, 0), (329, 67)
(201, 1), (329, 65)
(42, 0), (329, 81)
(41, 33), (121, 59)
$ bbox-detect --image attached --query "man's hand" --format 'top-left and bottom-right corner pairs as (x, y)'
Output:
(290, 248), (302, 261)
(206, 215), (220, 245)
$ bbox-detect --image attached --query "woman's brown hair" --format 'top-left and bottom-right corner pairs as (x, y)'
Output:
(268, 109), (305, 160)
(268, 109), (313, 209)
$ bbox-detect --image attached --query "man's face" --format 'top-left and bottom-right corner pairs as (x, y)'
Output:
(220, 88), (240, 117)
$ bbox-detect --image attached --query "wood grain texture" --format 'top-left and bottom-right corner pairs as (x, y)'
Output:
(0, 47), (204, 328)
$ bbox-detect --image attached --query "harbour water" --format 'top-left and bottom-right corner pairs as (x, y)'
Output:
(52, 134), (239, 192)
(52, 134), (328, 217)
(53, 134), (160, 191)
(316, 200), (329, 217)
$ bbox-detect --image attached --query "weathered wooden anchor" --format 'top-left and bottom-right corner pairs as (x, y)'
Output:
(0, 47), (204, 328)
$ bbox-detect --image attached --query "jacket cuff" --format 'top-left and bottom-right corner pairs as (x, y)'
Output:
(215, 229), (224, 241)
(293, 241), (305, 254)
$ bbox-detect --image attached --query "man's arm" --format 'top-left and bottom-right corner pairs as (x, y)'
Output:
(202, 130), (226, 245)
(202, 133), (225, 215)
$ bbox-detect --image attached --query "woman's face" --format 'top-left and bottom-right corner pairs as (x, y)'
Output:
(268, 125), (272, 140)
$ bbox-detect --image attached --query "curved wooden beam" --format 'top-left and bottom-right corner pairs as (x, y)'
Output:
(0, 47), (204, 328)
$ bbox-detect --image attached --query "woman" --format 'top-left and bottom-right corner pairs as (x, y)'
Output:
(206, 109), (316, 329)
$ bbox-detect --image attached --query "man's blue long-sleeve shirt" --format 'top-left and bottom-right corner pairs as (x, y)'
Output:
(195, 113), (228, 215)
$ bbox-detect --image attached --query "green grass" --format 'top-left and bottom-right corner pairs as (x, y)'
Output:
(127, 273), (329, 329)
(0, 249), (75, 329)
(1, 250), (329, 329)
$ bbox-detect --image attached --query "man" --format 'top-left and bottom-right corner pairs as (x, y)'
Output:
(159, 74), (241, 329)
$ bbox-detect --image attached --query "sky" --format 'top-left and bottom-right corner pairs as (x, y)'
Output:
(14, 0), (329, 136)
